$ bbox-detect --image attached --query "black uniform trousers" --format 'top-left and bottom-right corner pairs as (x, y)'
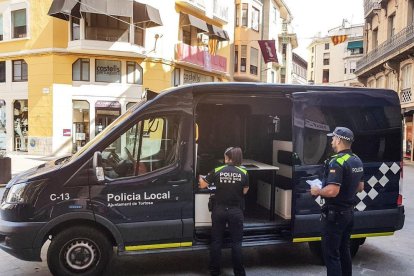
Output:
(321, 208), (354, 276)
(209, 205), (245, 276)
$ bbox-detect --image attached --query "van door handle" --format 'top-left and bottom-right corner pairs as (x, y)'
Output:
(168, 179), (188, 186)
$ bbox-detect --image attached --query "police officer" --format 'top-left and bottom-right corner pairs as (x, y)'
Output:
(310, 127), (364, 276)
(199, 147), (249, 276)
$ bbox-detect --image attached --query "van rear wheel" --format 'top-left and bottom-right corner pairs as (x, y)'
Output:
(47, 226), (113, 276)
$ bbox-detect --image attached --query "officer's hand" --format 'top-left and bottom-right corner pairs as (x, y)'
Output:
(310, 186), (320, 196)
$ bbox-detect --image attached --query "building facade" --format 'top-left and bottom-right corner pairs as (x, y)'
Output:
(307, 24), (364, 86)
(356, 0), (414, 160)
(233, 0), (297, 83)
(0, 0), (234, 155)
(291, 53), (307, 84)
(0, 0), (298, 155)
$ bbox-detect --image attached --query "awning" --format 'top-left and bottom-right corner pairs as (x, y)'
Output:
(80, 0), (132, 17)
(47, 0), (80, 21)
(347, 40), (363, 50)
(133, 2), (163, 28)
(180, 13), (208, 33)
(207, 24), (229, 41)
(48, 0), (163, 28)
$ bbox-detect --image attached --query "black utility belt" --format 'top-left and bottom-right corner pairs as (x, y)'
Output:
(322, 206), (354, 214)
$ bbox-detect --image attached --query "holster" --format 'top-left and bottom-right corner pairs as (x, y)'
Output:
(208, 195), (216, 212)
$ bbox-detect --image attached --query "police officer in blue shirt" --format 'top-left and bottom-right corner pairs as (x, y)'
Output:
(199, 147), (249, 276)
(311, 127), (364, 276)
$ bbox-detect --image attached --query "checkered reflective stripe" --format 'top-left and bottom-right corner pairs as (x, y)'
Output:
(314, 162), (401, 211)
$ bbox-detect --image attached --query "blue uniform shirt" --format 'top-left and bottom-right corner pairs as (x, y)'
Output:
(323, 149), (364, 209)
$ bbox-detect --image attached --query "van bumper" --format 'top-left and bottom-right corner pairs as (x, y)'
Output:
(0, 218), (46, 261)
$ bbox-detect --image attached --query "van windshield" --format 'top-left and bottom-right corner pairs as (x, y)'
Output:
(69, 100), (146, 162)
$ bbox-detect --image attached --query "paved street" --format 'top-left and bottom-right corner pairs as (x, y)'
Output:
(0, 159), (413, 275)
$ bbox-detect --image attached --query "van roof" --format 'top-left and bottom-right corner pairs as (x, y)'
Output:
(159, 82), (397, 98)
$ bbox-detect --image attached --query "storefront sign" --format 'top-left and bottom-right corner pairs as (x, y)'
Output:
(96, 60), (121, 83)
(95, 101), (121, 109)
(63, 129), (71, 136)
(183, 70), (213, 84)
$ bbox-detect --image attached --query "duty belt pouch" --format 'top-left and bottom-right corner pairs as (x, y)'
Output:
(208, 194), (216, 212)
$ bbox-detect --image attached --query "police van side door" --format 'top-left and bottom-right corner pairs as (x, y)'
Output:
(291, 90), (402, 240)
(90, 93), (194, 249)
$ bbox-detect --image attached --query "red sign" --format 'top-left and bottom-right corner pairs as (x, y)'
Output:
(63, 129), (71, 137)
(258, 40), (278, 63)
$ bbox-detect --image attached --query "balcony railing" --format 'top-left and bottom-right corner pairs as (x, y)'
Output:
(364, 0), (381, 19)
(85, 27), (129, 43)
(175, 43), (227, 73)
(401, 88), (412, 104)
(356, 23), (414, 73)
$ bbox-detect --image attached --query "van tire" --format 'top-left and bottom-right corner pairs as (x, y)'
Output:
(47, 226), (113, 276)
(350, 238), (365, 257)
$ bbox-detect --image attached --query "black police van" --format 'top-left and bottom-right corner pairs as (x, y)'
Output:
(0, 83), (404, 275)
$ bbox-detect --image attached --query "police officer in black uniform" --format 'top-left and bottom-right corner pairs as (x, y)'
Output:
(311, 127), (364, 276)
(199, 147), (249, 276)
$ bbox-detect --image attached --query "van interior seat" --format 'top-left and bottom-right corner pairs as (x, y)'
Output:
(273, 140), (293, 190)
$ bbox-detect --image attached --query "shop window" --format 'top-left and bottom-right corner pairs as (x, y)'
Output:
(0, 14), (3, 41)
(101, 114), (180, 179)
(127, 61), (143, 84)
(0, 100), (5, 150)
(0, 61), (5, 82)
(95, 60), (121, 83)
(12, 60), (28, 82)
(12, 9), (26, 38)
(250, 47), (258, 75)
(72, 100), (90, 153)
(71, 17), (80, 41)
(72, 58), (90, 81)
(13, 100), (28, 151)
(95, 101), (121, 136)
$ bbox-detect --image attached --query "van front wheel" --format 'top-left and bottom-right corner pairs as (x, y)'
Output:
(47, 226), (113, 276)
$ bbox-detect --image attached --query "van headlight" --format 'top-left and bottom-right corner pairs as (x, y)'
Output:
(5, 183), (27, 204)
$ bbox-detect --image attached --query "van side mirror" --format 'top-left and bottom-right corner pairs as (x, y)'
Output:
(93, 151), (105, 183)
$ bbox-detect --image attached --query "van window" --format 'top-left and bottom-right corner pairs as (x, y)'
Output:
(101, 115), (180, 179)
(303, 105), (401, 165)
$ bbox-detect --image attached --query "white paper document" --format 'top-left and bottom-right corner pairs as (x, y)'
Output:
(306, 179), (322, 189)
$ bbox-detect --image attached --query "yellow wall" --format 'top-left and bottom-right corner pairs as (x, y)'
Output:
(26, 54), (74, 137)
(142, 60), (174, 92)
(0, 0), (68, 53)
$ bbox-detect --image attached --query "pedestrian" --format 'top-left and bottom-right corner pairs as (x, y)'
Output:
(199, 147), (249, 276)
(310, 127), (364, 276)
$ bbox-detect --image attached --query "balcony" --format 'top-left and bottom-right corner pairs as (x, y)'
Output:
(175, 43), (227, 74)
(364, 0), (381, 19)
(356, 23), (414, 75)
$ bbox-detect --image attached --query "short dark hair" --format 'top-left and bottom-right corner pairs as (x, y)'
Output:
(224, 147), (243, 166)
